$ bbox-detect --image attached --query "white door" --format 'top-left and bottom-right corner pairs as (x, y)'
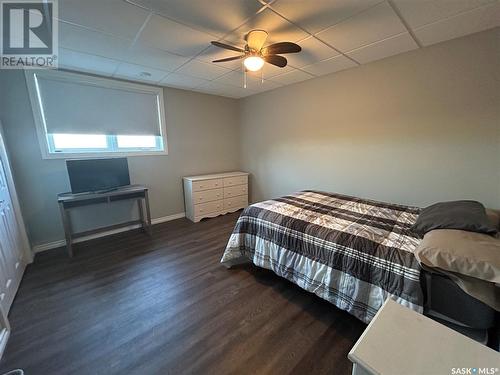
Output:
(0, 156), (25, 313)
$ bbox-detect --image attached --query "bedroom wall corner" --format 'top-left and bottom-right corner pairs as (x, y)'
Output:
(238, 28), (500, 210)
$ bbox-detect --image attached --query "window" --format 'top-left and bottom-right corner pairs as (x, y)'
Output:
(116, 135), (157, 149)
(25, 70), (167, 159)
(52, 134), (108, 150)
(47, 134), (162, 153)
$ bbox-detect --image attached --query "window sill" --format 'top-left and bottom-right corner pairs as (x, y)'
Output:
(41, 150), (169, 160)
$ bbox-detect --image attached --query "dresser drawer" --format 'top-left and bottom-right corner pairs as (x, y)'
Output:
(223, 175), (247, 187)
(192, 178), (223, 192)
(193, 188), (223, 204)
(194, 200), (223, 217)
(223, 184), (248, 198)
(224, 196), (248, 211)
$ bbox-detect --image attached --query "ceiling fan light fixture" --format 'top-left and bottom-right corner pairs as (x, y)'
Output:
(244, 56), (265, 72)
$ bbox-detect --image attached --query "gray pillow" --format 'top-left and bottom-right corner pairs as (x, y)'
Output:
(412, 200), (498, 236)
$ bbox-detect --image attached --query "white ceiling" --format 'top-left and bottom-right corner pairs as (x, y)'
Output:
(57, 0), (500, 99)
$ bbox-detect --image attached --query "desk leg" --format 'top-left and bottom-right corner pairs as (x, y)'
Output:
(138, 198), (145, 232)
(58, 202), (73, 257)
(144, 191), (152, 236)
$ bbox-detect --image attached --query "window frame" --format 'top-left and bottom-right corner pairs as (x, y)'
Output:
(46, 134), (164, 154)
(25, 69), (168, 159)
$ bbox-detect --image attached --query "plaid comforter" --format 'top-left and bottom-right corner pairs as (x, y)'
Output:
(221, 190), (424, 323)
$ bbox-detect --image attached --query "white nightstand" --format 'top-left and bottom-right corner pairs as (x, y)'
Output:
(349, 299), (500, 375)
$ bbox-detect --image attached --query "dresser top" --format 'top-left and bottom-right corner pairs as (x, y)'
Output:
(183, 171), (249, 181)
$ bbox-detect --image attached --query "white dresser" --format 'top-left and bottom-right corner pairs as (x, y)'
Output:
(183, 171), (249, 223)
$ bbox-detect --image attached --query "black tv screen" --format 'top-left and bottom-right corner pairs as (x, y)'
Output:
(66, 158), (130, 194)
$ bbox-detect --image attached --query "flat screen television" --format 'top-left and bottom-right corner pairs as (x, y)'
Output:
(66, 158), (130, 194)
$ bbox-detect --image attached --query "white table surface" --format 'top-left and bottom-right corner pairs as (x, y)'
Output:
(348, 299), (500, 375)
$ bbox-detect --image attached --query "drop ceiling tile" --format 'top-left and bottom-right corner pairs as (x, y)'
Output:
(160, 72), (210, 89)
(347, 32), (418, 64)
(270, 0), (382, 34)
(59, 21), (132, 61)
(128, 0), (263, 38)
(137, 14), (214, 56)
(195, 81), (255, 98)
(196, 44), (246, 71)
(285, 36), (340, 68)
(270, 69), (314, 85)
(226, 8), (310, 46)
(248, 83), (282, 95)
(213, 70), (246, 87)
(247, 63), (293, 79)
(192, 83), (221, 96)
(316, 1), (406, 52)
(244, 87), (277, 97)
(227, 88), (257, 98)
(125, 44), (189, 71)
(414, 2), (500, 46)
(176, 59), (232, 80)
(391, 0), (496, 29)
(247, 77), (282, 92)
(214, 70), (282, 91)
(114, 62), (170, 83)
(248, 79), (282, 92)
(59, 0), (150, 39)
(302, 55), (357, 76)
(58, 48), (120, 76)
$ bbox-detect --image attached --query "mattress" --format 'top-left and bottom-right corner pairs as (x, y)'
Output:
(221, 190), (424, 323)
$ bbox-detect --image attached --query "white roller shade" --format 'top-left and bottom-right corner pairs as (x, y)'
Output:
(35, 75), (162, 136)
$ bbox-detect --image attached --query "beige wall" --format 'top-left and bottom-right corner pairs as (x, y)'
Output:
(0, 29), (498, 248)
(0, 71), (240, 246)
(240, 29), (500, 209)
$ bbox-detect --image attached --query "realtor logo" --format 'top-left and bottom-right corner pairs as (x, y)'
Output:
(1, 0), (58, 68)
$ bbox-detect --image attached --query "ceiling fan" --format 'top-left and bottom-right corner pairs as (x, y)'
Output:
(211, 29), (301, 72)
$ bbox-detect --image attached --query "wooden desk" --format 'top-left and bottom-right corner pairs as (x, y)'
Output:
(348, 299), (500, 375)
(57, 185), (152, 257)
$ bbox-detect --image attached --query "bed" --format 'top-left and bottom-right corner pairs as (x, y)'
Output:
(221, 190), (423, 323)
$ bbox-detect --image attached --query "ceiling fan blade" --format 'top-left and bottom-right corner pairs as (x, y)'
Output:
(211, 41), (245, 53)
(245, 30), (268, 51)
(212, 55), (245, 63)
(262, 42), (301, 55)
(264, 55), (287, 68)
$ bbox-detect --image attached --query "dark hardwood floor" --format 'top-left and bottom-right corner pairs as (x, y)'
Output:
(0, 211), (366, 375)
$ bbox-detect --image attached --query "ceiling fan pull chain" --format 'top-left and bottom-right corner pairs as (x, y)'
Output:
(261, 68), (263, 84)
(244, 69), (247, 89)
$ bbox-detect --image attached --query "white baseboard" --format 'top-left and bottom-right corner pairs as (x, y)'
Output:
(32, 212), (186, 253)
(151, 212), (185, 225)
